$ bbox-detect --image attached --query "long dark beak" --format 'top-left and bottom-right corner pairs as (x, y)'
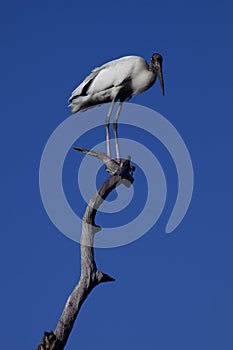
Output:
(157, 63), (165, 96)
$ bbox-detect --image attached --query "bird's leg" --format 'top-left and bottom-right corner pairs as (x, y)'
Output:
(105, 101), (115, 158)
(113, 102), (123, 162)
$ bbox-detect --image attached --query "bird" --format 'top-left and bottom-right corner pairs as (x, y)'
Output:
(68, 53), (165, 160)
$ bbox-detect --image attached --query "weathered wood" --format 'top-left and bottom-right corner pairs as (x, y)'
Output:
(37, 332), (56, 350)
(36, 149), (135, 350)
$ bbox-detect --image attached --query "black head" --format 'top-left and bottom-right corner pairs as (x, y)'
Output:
(151, 53), (164, 96)
(151, 53), (163, 64)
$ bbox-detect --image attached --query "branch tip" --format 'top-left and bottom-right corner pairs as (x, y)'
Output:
(98, 271), (116, 283)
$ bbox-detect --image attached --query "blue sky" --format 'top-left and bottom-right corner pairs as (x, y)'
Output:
(1, 0), (233, 349)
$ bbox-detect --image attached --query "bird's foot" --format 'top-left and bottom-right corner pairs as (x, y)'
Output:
(114, 158), (135, 171)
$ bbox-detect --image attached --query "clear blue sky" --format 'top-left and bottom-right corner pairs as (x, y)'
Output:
(1, 0), (232, 349)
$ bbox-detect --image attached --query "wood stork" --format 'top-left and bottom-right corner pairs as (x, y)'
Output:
(68, 53), (164, 160)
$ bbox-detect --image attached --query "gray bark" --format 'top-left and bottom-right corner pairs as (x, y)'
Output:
(36, 149), (134, 350)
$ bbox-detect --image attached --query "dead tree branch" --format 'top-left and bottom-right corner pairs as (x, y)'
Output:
(36, 149), (135, 350)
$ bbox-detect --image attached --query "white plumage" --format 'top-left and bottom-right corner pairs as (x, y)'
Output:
(69, 54), (164, 159)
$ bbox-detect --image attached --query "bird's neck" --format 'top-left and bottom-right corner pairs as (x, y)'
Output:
(149, 61), (157, 75)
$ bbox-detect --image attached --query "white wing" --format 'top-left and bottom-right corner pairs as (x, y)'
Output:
(69, 67), (103, 101)
(69, 56), (146, 102)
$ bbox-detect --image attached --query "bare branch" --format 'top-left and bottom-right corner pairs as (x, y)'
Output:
(36, 148), (135, 350)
